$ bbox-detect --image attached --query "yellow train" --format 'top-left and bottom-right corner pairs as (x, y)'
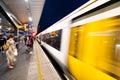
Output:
(68, 15), (120, 80)
(38, 0), (120, 80)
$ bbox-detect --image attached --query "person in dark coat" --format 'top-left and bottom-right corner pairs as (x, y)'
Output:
(26, 35), (34, 54)
(0, 34), (6, 54)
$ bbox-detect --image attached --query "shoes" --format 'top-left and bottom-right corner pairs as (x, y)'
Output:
(8, 65), (14, 69)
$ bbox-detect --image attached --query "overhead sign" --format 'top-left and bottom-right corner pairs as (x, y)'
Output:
(28, 24), (33, 28)
(24, 24), (28, 31)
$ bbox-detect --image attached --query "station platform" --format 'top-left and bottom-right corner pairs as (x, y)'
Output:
(0, 40), (62, 80)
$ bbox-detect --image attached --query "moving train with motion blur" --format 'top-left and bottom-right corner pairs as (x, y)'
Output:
(37, 0), (120, 80)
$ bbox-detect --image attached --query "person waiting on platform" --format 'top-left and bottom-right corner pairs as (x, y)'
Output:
(6, 35), (16, 69)
(26, 35), (34, 54)
(0, 34), (6, 54)
(24, 35), (27, 45)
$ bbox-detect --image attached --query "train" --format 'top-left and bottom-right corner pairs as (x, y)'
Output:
(37, 0), (120, 80)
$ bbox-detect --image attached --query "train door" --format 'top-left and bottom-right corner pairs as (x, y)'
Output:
(67, 26), (86, 79)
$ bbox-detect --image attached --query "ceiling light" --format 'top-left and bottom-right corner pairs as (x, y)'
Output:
(25, 0), (28, 2)
(0, 25), (2, 29)
(28, 17), (32, 22)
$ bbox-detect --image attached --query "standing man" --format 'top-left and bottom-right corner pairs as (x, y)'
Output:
(24, 35), (27, 45)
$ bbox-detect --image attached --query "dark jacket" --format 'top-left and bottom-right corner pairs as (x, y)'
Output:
(0, 37), (6, 46)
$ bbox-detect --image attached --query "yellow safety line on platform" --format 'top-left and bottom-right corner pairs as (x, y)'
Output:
(35, 43), (42, 80)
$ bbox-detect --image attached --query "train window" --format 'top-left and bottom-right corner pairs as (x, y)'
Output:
(96, 16), (120, 68)
(41, 29), (62, 51)
(84, 15), (120, 77)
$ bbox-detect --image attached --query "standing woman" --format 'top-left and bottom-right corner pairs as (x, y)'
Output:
(6, 35), (16, 69)
(26, 35), (34, 54)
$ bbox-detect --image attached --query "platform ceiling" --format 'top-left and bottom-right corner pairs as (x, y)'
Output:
(3, 0), (45, 32)
(2, 0), (89, 33)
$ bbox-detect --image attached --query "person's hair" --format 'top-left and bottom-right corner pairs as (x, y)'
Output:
(7, 35), (14, 40)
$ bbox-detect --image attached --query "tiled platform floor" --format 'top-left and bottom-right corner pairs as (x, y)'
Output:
(0, 41), (61, 80)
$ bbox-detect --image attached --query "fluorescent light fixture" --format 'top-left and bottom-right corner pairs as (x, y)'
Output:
(28, 17), (32, 21)
(0, 25), (2, 29)
(25, 0), (28, 2)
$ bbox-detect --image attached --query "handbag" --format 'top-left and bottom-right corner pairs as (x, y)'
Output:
(14, 48), (18, 56)
(2, 44), (9, 51)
